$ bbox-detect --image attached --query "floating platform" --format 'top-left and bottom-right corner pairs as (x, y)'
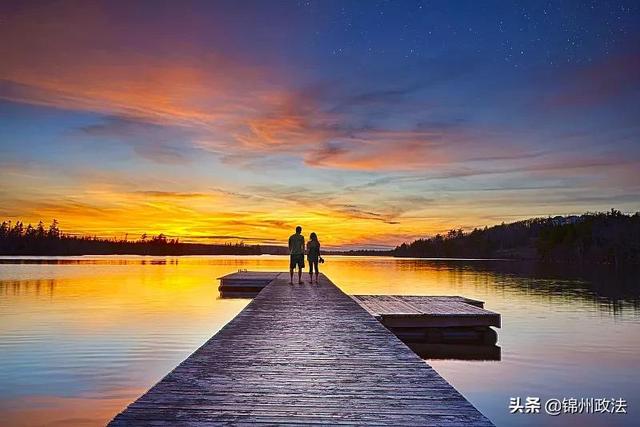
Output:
(110, 272), (493, 426)
(218, 271), (280, 296)
(351, 295), (500, 328)
(352, 295), (501, 348)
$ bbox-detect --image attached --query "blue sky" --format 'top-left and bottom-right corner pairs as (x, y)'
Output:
(1, 0), (639, 248)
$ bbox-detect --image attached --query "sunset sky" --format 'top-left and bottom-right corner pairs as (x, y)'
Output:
(1, 0), (639, 249)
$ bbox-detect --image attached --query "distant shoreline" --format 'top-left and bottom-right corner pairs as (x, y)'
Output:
(2, 210), (639, 265)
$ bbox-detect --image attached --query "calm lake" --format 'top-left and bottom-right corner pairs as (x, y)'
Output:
(0, 256), (638, 426)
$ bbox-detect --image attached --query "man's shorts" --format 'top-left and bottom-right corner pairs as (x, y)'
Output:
(290, 254), (305, 270)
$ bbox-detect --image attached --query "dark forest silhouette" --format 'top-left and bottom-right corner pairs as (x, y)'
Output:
(1, 210), (639, 264)
(391, 210), (640, 265)
(0, 220), (261, 256)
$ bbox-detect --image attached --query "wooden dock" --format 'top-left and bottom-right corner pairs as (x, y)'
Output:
(351, 295), (501, 328)
(218, 271), (280, 297)
(352, 295), (500, 350)
(110, 272), (493, 426)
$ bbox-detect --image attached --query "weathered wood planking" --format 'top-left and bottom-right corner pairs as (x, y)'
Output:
(110, 273), (493, 426)
(351, 295), (501, 328)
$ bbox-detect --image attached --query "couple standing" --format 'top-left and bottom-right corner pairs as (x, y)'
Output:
(288, 226), (322, 284)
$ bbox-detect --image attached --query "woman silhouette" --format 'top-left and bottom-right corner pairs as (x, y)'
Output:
(306, 232), (321, 284)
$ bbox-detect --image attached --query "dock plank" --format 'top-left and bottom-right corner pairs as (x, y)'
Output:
(110, 273), (493, 426)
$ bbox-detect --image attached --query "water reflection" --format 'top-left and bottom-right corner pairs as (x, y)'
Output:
(0, 279), (56, 297)
(0, 256), (638, 426)
(0, 256), (182, 265)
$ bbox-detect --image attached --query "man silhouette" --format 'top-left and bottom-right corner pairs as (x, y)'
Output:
(288, 226), (305, 284)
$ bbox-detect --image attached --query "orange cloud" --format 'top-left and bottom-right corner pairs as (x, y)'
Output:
(0, 1), (296, 138)
(0, 1), (503, 173)
(304, 130), (450, 171)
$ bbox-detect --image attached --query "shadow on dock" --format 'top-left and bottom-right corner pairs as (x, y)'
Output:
(407, 342), (501, 361)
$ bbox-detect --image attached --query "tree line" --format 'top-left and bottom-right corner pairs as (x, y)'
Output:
(392, 210), (640, 265)
(3, 210), (639, 263)
(0, 220), (261, 256)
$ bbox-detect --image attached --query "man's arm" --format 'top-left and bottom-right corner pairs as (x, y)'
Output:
(288, 236), (292, 252)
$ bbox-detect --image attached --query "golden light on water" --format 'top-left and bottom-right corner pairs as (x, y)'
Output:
(2, 256), (638, 425)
